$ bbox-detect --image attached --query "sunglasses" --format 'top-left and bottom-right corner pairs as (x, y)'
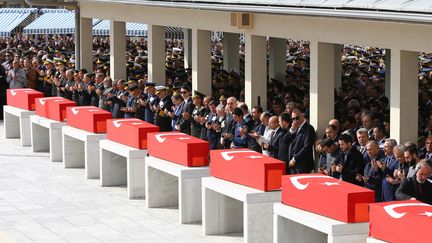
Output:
(292, 116), (300, 121)
(180, 91), (187, 94)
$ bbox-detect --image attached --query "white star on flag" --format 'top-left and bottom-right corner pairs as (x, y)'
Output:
(320, 182), (341, 186)
(419, 211), (432, 217)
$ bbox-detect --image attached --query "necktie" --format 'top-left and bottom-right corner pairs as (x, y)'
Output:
(360, 146), (365, 154)
(269, 130), (275, 144)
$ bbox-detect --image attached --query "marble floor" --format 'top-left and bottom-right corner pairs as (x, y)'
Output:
(0, 122), (243, 243)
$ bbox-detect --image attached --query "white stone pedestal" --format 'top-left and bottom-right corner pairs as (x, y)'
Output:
(3, 105), (35, 146)
(62, 126), (106, 179)
(202, 177), (281, 243)
(30, 115), (66, 162)
(366, 238), (387, 243)
(100, 139), (147, 199)
(145, 156), (210, 224)
(273, 203), (369, 243)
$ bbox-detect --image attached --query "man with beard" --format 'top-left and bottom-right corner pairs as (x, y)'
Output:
(396, 159), (432, 204)
(332, 133), (365, 186)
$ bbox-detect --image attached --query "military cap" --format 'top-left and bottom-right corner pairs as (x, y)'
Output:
(192, 90), (205, 100)
(145, 81), (156, 87)
(155, 85), (168, 94)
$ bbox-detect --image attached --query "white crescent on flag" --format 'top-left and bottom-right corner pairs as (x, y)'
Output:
(112, 119), (145, 128)
(289, 175), (331, 190)
(112, 119), (132, 128)
(71, 107), (99, 115)
(383, 202), (431, 219)
(39, 97), (63, 105)
(155, 133), (184, 143)
(10, 89), (33, 96)
(221, 150), (258, 161)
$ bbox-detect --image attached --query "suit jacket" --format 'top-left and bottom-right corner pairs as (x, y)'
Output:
(333, 146), (365, 186)
(267, 127), (286, 159)
(221, 113), (235, 149)
(287, 122), (316, 173)
(396, 176), (432, 205)
(176, 97), (194, 134)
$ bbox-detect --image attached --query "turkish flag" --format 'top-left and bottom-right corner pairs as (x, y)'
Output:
(370, 200), (432, 243)
(107, 118), (159, 149)
(210, 149), (285, 191)
(147, 132), (210, 167)
(282, 174), (374, 223)
(7, 88), (44, 111)
(35, 97), (76, 121)
(66, 106), (112, 133)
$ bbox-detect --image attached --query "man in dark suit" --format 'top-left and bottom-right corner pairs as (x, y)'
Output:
(286, 109), (316, 174)
(278, 112), (293, 171)
(175, 84), (194, 134)
(263, 116), (285, 159)
(154, 86), (173, 132)
(332, 133), (365, 186)
(220, 97), (237, 149)
(396, 159), (432, 204)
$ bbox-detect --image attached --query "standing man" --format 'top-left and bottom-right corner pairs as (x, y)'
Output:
(154, 86), (173, 132)
(143, 82), (158, 124)
(396, 159), (432, 204)
(6, 60), (27, 88)
(361, 141), (385, 202)
(263, 116), (285, 159)
(175, 84), (194, 134)
(220, 97), (237, 148)
(286, 109), (316, 174)
(333, 134), (365, 186)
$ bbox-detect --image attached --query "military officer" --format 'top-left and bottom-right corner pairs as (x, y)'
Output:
(154, 86), (173, 131)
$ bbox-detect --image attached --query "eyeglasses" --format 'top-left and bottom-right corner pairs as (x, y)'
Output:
(180, 91), (187, 94)
(292, 116), (300, 121)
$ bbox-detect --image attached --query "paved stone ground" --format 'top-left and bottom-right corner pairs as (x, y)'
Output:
(0, 122), (243, 243)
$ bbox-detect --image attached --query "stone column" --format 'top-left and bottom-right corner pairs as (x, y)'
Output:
(268, 37), (286, 83)
(183, 28), (192, 69)
(244, 34), (267, 109)
(148, 25), (166, 84)
(223, 32), (240, 72)
(390, 49), (418, 144)
(385, 49), (391, 99)
(309, 41), (337, 137)
(192, 29), (212, 96)
(110, 21), (126, 80)
(79, 17), (93, 72)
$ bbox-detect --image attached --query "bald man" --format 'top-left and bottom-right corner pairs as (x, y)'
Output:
(263, 116), (286, 159)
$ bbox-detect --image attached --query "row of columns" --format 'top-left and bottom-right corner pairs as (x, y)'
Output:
(79, 18), (419, 144)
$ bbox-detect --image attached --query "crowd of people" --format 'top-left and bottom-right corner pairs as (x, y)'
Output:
(0, 34), (431, 204)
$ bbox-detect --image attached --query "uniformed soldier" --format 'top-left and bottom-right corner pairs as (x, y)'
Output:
(41, 59), (55, 97)
(154, 86), (173, 131)
(142, 82), (158, 124)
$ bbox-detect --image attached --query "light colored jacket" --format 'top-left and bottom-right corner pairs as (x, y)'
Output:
(6, 68), (28, 88)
